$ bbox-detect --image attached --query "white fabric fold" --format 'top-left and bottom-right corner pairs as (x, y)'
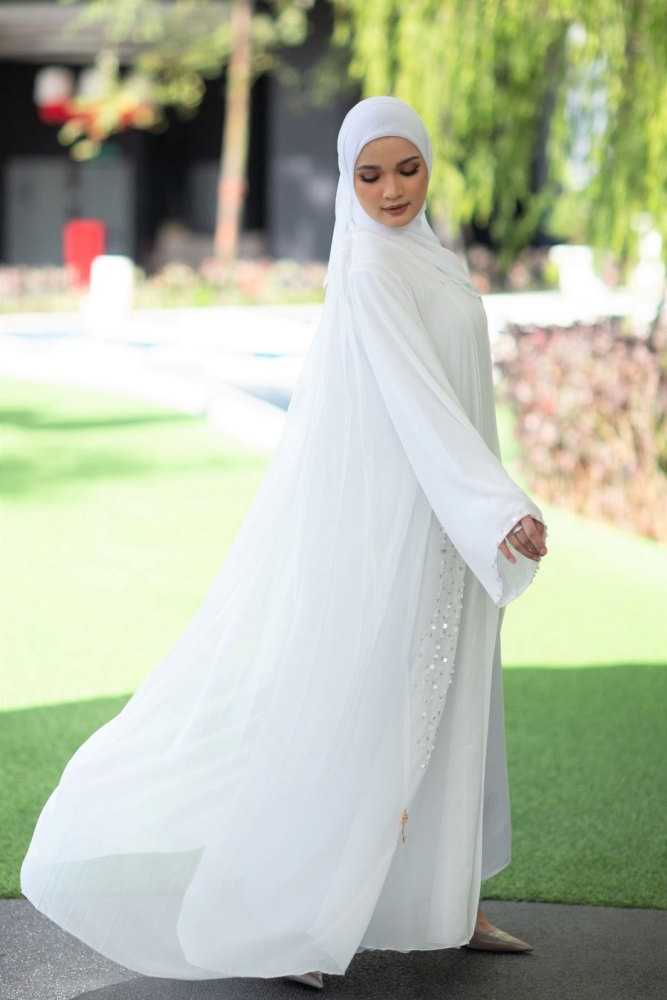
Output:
(345, 259), (544, 607)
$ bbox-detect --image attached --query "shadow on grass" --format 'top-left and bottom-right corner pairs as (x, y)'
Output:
(3, 666), (666, 908)
(0, 452), (165, 496)
(0, 406), (203, 433)
(0, 405), (265, 498)
(1, 447), (265, 499)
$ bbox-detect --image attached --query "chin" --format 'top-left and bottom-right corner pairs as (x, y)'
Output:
(377, 207), (419, 227)
(382, 217), (415, 228)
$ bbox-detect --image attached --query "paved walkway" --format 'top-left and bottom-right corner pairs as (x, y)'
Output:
(0, 304), (321, 454)
(1, 898), (664, 1000)
(0, 288), (635, 455)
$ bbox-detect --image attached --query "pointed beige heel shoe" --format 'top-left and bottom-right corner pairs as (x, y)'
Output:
(285, 971), (325, 989)
(465, 925), (533, 953)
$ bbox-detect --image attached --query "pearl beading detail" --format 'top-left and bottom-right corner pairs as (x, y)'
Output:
(411, 527), (466, 772)
(400, 511), (548, 843)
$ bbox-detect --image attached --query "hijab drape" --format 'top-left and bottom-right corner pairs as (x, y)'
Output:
(325, 94), (480, 295)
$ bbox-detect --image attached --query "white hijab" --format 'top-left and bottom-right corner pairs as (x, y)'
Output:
(324, 95), (479, 297)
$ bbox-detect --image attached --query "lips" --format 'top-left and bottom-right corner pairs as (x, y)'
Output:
(382, 203), (409, 214)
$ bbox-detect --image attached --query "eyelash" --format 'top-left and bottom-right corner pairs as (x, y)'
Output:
(359, 167), (420, 184)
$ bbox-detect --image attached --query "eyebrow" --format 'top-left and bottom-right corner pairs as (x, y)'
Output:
(354, 155), (421, 171)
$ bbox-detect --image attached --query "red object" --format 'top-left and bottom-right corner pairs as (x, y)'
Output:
(37, 101), (72, 124)
(63, 219), (107, 287)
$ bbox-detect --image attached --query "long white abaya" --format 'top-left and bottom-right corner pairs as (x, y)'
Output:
(20, 223), (545, 980)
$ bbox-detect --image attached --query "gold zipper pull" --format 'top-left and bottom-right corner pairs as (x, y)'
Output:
(400, 808), (409, 844)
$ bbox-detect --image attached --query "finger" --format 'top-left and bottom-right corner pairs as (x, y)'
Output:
(511, 517), (543, 551)
(521, 517), (547, 554)
(498, 539), (517, 563)
(508, 531), (541, 561)
(508, 525), (539, 555)
(530, 517), (547, 548)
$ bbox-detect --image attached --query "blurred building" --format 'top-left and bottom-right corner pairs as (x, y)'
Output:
(0, 0), (356, 270)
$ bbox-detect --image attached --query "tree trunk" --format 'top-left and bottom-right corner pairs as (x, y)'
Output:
(214, 0), (252, 262)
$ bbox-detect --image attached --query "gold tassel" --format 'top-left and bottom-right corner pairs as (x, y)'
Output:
(400, 808), (409, 844)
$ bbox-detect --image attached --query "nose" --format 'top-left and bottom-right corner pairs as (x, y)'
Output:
(383, 175), (403, 200)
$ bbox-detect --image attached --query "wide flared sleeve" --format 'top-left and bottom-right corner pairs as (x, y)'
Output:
(347, 263), (546, 608)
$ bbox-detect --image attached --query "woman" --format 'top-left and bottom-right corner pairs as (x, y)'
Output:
(20, 96), (548, 989)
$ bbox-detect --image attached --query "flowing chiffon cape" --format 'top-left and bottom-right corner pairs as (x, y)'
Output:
(20, 225), (545, 979)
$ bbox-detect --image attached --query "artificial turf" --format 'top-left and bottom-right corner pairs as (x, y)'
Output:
(2, 377), (666, 908)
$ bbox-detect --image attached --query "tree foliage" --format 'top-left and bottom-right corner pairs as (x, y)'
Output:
(57, 0), (314, 157)
(332, 0), (667, 272)
(56, 0), (315, 259)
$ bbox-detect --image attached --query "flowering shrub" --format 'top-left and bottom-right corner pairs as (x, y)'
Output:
(467, 244), (560, 293)
(194, 257), (327, 302)
(0, 265), (76, 299)
(0, 259), (327, 312)
(497, 318), (667, 542)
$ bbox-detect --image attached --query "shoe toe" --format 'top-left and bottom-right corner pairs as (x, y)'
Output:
(286, 971), (325, 989)
(466, 927), (533, 952)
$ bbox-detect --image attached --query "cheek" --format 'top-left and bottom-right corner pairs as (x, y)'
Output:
(354, 180), (379, 209)
(408, 172), (428, 204)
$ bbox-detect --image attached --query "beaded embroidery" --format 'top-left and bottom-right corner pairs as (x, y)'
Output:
(399, 513), (547, 843)
(411, 527), (466, 771)
(399, 526), (466, 845)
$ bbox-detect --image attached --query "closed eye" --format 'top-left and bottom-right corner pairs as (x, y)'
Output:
(359, 167), (420, 184)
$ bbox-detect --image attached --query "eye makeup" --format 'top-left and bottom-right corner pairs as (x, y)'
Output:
(359, 166), (421, 184)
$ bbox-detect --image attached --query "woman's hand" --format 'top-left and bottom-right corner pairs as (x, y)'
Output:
(498, 515), (547, 564)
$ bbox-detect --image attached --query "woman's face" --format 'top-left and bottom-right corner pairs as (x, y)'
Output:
(353, 136), (428, 227)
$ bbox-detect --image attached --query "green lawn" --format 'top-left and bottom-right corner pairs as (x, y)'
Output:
(2, 377), (666, 908)
(1, 378), (267, 709)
